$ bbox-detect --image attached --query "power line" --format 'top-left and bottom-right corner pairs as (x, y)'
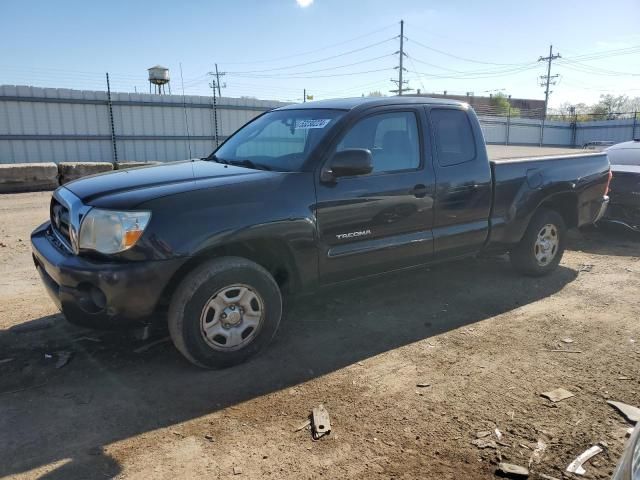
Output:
(217, 23), (397, 65)
(229, 67), (394, 80)
(406, 37), (532, 66)
(225, 37), (396, 74)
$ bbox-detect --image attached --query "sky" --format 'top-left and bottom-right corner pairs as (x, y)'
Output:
(1, 0), (639, 109)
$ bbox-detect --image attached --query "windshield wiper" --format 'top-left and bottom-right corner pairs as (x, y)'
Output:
(227, 159), (272, 171)
(204, 153), (227, 164)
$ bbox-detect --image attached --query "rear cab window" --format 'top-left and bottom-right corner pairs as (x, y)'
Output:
(430, 109), (477, 167)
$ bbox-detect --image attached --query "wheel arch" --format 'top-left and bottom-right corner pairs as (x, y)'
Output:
(537, 192), (578, 229)
(159, 238), (300, 311)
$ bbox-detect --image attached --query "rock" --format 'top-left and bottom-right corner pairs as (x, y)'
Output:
(472, 438), (497, 449)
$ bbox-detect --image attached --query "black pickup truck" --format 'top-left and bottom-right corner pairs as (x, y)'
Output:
(31, 97), (611, 368)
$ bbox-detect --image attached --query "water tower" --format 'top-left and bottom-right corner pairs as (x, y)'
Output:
(148, 65), (170, 94)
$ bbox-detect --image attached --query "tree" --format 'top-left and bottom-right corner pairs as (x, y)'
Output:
(367, 91), (385, 97)
(489, 93), (520, 117)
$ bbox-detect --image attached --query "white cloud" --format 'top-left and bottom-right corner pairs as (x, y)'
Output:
(296, 0), (314, 7)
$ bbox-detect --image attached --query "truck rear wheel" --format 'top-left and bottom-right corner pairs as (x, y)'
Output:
(168, 256), (282, 368)
(510, 209), (566, 276)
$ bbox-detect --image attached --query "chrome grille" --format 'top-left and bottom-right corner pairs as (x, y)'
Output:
(50, 197), (71, 247)
(49, 188), (90, 254)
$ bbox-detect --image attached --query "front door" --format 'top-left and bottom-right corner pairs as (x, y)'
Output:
(315, 107), (436, 284)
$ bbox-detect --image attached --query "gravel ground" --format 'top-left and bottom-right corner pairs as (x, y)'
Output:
(0, 189), (638, 480)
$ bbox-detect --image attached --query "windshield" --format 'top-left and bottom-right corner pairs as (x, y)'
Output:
(210, 109), (345, 172)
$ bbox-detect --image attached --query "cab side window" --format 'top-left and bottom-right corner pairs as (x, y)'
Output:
(336, 111), (420, 173)
(431, 109), (476, 166)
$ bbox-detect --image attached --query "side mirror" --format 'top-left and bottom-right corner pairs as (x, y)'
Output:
(325, 148), (373, 180)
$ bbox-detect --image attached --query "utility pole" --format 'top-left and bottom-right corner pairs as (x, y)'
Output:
(214, 64), (225, 97)
(538, 44), (561, 145)
(538, 44), (561, 119)
(303, 88), (306, 103)
(105, 73), (118, 164)
(209, 80), (220, 148)
(390, 20), (412, 96)
(208, 66), (227, 98)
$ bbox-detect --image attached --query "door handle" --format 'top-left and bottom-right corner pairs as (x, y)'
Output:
(412, 184), (428, 198)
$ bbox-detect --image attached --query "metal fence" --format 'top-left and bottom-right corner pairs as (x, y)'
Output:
(0, 85), (287, 163)
(1, 86), (639, 164)
(476, 104), (639, 147)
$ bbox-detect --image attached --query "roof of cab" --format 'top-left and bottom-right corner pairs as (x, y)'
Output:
(275, 96), (468, 111)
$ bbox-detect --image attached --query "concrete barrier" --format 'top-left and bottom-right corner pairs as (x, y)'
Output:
(58, 162), (114, 185)
(0, 163), (59, 193)
(115, 161), (161, 170)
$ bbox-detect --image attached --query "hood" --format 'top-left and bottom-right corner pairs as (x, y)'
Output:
(63, 160), (276, 208)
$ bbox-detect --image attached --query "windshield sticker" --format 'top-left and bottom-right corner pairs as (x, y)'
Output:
(295, 119), (332, 129)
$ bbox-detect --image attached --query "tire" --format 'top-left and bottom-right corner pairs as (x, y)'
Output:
(168, 256), (282, 369)
(510, 209), (566, 276)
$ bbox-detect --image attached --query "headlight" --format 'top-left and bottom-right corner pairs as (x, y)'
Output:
(78, 209), (151, 254)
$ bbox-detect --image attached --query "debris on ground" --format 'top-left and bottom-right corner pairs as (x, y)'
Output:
(293, 419), (310, 432)
(0, 358), (14, 365)
(545, 349), (583, 354)
(233, 466), (243, 475)
(55, 351), (73, 369)
(204, 434), (214, 442)
(578, 263), (594, 272)
(472, 438), (497, 449)
(607, 400), (640, 424)
(416, 382), (431, 388)
(566, 445), (603, 475)
(528, 439), (547, 467)
(617, 376), (631, 381)
(538, 474), (560, 480)
(494, 428), (503, 440)
(44, 353), (52, 360)
(476, 430), (492, 438)
(133, 336), (170, 354)
(541, 388), (575, 403)
(561, 338), (574, 344)
(311, 404), (331, 440)
(496, 462), (529, 478)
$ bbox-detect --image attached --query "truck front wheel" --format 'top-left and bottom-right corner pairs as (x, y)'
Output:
(168, 256), (283, 368)
(510, 209), (566, 276)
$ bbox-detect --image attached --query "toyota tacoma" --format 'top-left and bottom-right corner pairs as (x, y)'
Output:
(31, 97), (611, 368)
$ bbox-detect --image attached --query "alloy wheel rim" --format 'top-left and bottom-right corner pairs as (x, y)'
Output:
(199, 284), (265, 351)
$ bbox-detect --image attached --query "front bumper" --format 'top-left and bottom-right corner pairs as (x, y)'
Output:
(31, 221), (186, 327)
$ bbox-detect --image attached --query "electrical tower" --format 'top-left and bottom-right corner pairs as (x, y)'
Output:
(538, 45), (561, 119)
(390, 20), (412, 96)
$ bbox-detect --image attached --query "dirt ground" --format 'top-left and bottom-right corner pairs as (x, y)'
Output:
(1, 190), (639, 480)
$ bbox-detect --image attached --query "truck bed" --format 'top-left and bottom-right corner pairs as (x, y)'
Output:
(487, 145), (582, 161)
(486, 150), (610, 249)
